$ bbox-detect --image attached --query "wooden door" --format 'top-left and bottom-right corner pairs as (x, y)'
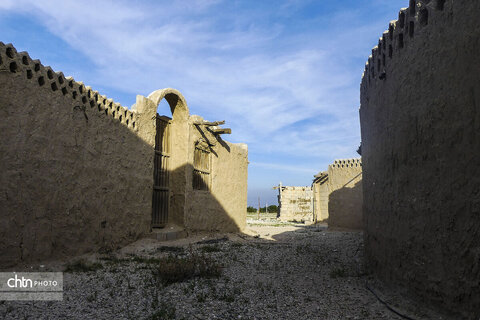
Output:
(152, 115), (171, 228)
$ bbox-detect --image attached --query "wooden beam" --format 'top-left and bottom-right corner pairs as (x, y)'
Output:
(194, 120), (226, 126)
(211, 128), (231, 135)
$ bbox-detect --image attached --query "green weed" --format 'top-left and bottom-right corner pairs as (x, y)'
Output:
(329, 267), (347, 278)
(64, 261), (103, 273)
(152, 252), (221, 285)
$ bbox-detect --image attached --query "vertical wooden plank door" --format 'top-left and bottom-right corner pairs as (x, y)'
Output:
(152, 115), (171, 228)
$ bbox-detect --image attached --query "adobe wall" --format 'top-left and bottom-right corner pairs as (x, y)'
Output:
(0, 43), (249, 268)
(146, 89), (191, 228)
(185, 116), (248, 232)
(360, 0), (480, 317)
(278, 187), (314, 223)
(327, 159), (362, 230)
(147, 92), (248, 233)
(313, 173), (329, 222)
(0, 43), (155, 267)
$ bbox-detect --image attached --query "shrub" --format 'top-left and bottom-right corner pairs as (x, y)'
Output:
(146, 301), (176, 320)
(200, 245), (222, 253)
(329, 267), (347, 278)
(64, 260), (103, 273)
(152, 251), (221, 285)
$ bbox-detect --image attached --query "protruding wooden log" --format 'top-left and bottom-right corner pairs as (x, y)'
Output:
(211, 128), (231, 135)
(194, 120), (225, 126)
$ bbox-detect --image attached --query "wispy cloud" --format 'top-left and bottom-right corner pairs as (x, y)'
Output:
(250, 162), (317, 174)
(0, 0), (408, 203)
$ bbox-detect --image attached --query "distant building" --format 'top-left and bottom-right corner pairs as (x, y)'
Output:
(313, 159), (362, 229)
(275, 184), (314, 223)
(274, 158), (362, 228)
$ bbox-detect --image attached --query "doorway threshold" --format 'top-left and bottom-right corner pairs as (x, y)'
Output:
(149, 224), (187, 241)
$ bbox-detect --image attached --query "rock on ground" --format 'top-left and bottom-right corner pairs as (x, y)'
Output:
(0, 224), (445, 319)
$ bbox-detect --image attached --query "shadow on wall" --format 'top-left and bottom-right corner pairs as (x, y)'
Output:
(360, 0), (480, 317)
(183, 162), (244, 233)
(185, 123), (247, 233)
(328, 180), (363, 230)
(0, 43), (245, 269)
(0, 85), (152, 268)
(154, 163), (244, 234)
(0, 129), (243, 270)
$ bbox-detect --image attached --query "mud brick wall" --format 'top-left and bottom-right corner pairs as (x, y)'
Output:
(313, 173), (329, 222)
(278, 187), (314, 222)
(0, 43), (249, 268)
(185, 116), (248, 232)
(360, 0), (480, 317)
(327, 159), (362, 229)
(0, 43), (155, 268)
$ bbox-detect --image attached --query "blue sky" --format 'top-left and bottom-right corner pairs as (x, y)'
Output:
(0, 0), (407, 206)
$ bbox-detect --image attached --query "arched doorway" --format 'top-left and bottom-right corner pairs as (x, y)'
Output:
(147, 88), (190, 229)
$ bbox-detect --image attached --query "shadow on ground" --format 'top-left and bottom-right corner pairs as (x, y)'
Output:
(0, 222), (452, 320)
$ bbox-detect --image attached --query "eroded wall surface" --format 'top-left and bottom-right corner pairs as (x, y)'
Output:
(278, 187), (314, 222)
(327, 160), (362, 229)
(0, 43), (155, 267)
(0, 43), (249, 268)
(185, 118), (248, 232)
(360, 0), (480, 317)
(313, 173), (329, 222)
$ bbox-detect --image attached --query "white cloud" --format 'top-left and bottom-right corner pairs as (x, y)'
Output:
(0, 0), (15, 9)
(0, 0), (406, 193)
(250, 162), (317, 174)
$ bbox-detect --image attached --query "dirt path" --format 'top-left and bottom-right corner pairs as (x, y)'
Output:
(0, 225), (443, 319)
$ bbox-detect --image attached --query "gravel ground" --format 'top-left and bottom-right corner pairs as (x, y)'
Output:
(0, 224), (445, 320)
